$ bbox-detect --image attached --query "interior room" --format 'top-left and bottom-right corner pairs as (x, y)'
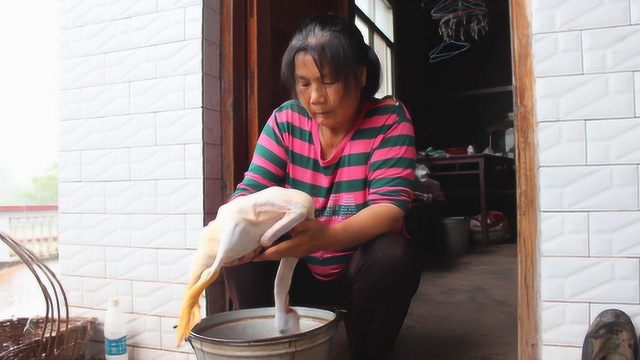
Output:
(393, 0), (518, 253)
(332, 1), (519, 358)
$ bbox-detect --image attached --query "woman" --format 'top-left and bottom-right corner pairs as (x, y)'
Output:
(221, 13), (421, 360)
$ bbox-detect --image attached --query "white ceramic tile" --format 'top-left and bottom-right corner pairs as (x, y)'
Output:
(133, 346), (192, 359)
(82, 277), (132, 310)
(106, 247), (158, 281)
(590, 212), (640, 256)
(536, 73), (635, 121)
(130, 214), (185, 248)
(127, 314), (162, 348)
(82, 214), (131, 246)
(185, 144), (204, 179)
(541, 257), (639, 302)
(131, 76), (185, 114)
(59, 54), (107, 90)
(60, 0), (109, 28)
(531, 0), (629, 33)
(58, 151), (82, 181)
(59, 275), (84, 307)
(130, 145), (185, 180)
(107, 0), (158, 21)
(131, 9), (185, 48)
(157, 0), (203, 12)
(59, 0), (82, 28)
(58, 214), (83, 245)
(104, 113), (157, 148)
(185, 5), (203, 40)
(537, 121), (586, 165)
(59, 27), (83, 60)
(132, 281), (183, 316)
(59, 119), (105, 151)
(81, 148), (131, 181)
(81, 83), (130, 118)
(186, 214), (204, 249)
(541, 302), (589, 346)
(82, 19), (131, 56)
(59, 244), (106, 277)
(633, 0), (640, 24)
(636, 73), (640, 117)
(59, 89), (83, 121)
(541, 345), (582, 360)
(540, 213), (589, 256)
(105, 181), (158, 214)
(159, 316), (194, 352)
(58, 182), (106, 213)
(587, 119), (640, 164)
(105, 47), (157, 84)
(158, 249), (192, 282)
(533, 32), (583, 77)
(158, 40), (202, 77)
(156, 109), (202, 145)
(539, 166), (638, 210)
(157, 179), (203, 214)
(583, 26), (640, 73)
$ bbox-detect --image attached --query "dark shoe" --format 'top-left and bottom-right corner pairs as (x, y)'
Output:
(582, 308), (638, 360)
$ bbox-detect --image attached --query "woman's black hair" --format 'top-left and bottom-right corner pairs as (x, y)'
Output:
(280, 13), (382, 101)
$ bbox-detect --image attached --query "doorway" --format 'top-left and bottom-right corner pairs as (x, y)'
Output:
(217, 0), (538, 358)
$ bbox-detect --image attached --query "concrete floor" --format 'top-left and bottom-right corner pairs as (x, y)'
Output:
(330, 243), (518, 360)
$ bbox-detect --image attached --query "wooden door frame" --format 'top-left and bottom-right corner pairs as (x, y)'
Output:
(509, 0), (539, 358)
(220, 0), (249, 199)
(219, 0), (539, 358)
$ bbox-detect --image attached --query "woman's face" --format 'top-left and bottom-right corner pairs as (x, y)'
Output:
(294, 52), (366, 132)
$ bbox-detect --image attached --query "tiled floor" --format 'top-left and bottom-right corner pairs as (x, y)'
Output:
(330, 243), (518, 360)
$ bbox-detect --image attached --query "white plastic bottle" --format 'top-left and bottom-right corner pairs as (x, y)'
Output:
(104, 297), (128, 360)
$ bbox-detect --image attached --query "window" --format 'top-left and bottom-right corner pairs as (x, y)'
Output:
(355, 0), (394, 98)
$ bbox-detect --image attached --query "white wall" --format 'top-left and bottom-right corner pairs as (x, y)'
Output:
(58, 0), (220, 357)
(532, 0), (640, 358)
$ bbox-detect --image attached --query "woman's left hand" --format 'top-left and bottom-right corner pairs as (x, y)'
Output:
(253, 218), (331, 261)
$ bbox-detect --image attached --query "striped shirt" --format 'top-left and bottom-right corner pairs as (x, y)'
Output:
(231, 97), (416, 281)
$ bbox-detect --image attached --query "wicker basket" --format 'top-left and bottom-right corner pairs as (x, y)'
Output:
(0, 232), (96, 360)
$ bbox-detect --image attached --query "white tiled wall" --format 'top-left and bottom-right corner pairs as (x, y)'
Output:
(532, 0), (640, 357)
(58, 0), (219, 357)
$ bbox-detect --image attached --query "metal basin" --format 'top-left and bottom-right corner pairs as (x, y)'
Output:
(188, 307), (339, 360)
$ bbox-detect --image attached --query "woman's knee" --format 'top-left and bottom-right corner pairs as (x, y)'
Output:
(349, 233), (421, 290)
(359, 233), (418, 272)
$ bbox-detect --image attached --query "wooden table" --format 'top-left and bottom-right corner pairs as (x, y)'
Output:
(417, 154), (516, 246)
